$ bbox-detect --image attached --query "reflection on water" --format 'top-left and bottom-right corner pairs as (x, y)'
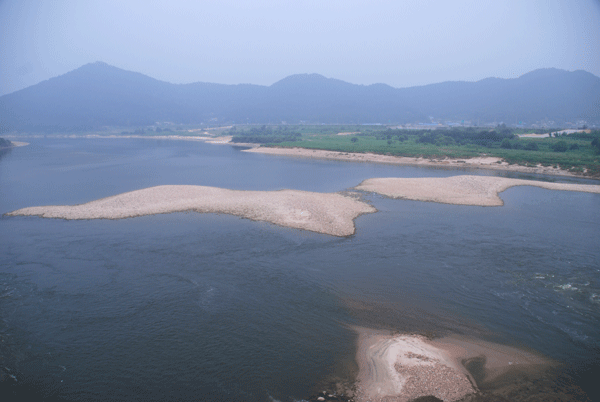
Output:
(0, 138), (598, 401)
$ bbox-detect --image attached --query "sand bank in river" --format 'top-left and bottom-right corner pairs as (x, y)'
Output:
(10, 141), (29, 147)
(355, 175), (600, 206)
(6, 185), (375, 237)
(244, 147), (594, 178)
(354, 327), (550, 402)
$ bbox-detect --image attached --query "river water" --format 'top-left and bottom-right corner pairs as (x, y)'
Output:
(0, 138), (598, 401)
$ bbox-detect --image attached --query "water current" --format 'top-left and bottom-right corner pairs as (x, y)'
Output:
(0, 138), (598, 401)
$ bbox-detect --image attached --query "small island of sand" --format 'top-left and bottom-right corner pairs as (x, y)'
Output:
(7, 176), (599, 236)
(6, 185), (376, 237)
(355, 175), (600, 206)
(0, 138), (29, 148)
(354, 327), (551, 402)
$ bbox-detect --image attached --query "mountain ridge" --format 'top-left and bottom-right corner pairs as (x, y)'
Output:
(1, 62), (599, 132)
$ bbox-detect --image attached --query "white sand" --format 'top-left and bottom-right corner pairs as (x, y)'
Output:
(10, 141), (29, 147)
(79, 134), (213, 142)
(518, 129), (591, 138)
(517, 133), (550, 139)
(6, 185), (376, 237)
(205, 136), (235, 144)
(355, 175), (600, 206)
(354, 328), (552, 402)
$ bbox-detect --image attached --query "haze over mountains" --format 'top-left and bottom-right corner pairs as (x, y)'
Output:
(1, 62), (599, 132)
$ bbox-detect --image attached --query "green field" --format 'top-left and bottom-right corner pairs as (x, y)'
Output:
(19, 124), (600, 178)
(227, 125), (600, 177)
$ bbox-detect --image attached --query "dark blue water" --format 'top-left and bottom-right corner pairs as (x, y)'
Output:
(1, 138), (599, 401)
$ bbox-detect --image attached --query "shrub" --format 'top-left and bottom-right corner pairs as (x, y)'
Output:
(0, 137), (12, 147)
(592, 138), (600, 154)
(524, 142), (539, 151)
(552, 141), (568, 152)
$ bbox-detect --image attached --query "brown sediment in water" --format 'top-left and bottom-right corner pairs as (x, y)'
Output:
(429, 335), (551, 384)
(355, 175), (600, 206)
(353, 327), (554, 402)
(5, 185), (376, 237)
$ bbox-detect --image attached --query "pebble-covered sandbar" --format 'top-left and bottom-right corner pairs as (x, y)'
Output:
(354, 328), (475, 402)
(354, 327), (550, 402)
(6, 185), (376, 237)
(355, 175), (600, 206)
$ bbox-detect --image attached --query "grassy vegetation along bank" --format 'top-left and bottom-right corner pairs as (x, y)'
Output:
(227, 125), (600, 177)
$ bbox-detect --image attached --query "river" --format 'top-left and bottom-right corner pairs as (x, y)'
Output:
(0, 138), (598, 401)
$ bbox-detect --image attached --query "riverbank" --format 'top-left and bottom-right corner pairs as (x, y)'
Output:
(243, 147), (598, 179)
(355, 175), (600, 206)
(7, 134), (597, 179)
(6, 185), (376, 237)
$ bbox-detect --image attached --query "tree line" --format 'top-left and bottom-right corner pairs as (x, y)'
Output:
(229, 125), (302, 144)
(0, 137), (13, 148)
(362, 127), (600, 153)
(363, 127), (517, 148)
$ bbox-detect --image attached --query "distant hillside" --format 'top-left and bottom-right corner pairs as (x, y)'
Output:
(1, 62), (599, 132)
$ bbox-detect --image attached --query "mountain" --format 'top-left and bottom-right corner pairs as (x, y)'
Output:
(1, 62), (599, 132)
(399, 68), (600, 124)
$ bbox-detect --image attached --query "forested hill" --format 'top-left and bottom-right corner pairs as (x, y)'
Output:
(1, 62), (599, 132)
(0, 137), (13, 148)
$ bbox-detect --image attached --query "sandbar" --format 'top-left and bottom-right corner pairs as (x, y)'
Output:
(0, 140), (29, 148)
(10, 141), (29, 147)
(244, 147), (595, 178)
(6, 185), (375, 237)
(354, 327), (550, 402)
(355, 175), (600, 206)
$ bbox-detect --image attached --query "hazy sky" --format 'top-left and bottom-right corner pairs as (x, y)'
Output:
(1, 0), (599, 96)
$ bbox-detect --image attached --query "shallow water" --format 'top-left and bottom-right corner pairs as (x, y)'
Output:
(0, 138), (598, 401)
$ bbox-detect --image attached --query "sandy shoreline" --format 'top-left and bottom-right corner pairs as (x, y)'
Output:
(355, 175), (600, 206)
(244, 146), (597, 179)
(353, 327), (551, 402)
(6, 185), (376, 237)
